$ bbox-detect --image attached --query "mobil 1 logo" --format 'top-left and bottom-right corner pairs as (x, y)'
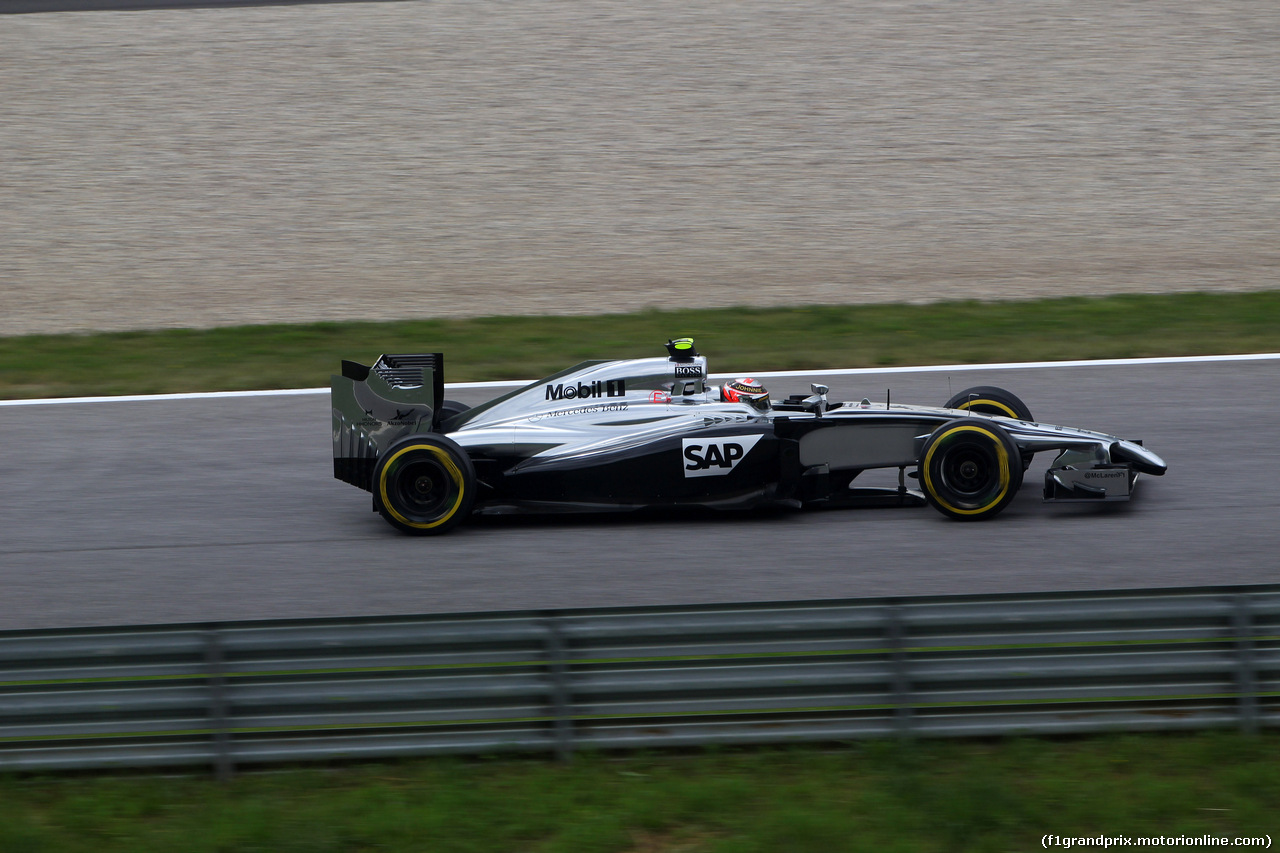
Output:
(546, 379), (625, 401)
(681, 434), (764, 478)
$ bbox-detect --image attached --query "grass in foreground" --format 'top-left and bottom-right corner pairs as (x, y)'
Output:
(1, 733), (1276, 852)
(1, 291), (1278, 400)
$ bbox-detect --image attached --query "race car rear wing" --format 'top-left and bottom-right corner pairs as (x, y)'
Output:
(331, 353), (444, 491)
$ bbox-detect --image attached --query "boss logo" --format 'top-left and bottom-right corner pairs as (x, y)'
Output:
(682, 434), (764, 478)
(674, 364), (704, 378)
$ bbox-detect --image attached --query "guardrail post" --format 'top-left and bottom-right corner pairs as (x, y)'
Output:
(204, 628), (233, 781)
(544, 616), (574, 762)
(1231, 594), (1258, 735)
(885, 602), (912, 738)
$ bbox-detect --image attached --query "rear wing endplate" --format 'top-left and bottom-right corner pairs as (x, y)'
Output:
(331, 353), (445, 491)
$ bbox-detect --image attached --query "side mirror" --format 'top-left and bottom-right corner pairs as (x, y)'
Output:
(808, 384), (830, 416)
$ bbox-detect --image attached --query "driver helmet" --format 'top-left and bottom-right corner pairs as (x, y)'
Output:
(722, 377), (770, 411)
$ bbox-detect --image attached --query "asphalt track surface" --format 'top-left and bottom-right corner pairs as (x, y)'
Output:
(2, 358), (1277, 630)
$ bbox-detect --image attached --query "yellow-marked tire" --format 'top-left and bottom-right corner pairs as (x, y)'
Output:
(918, 419), (1024, 521)
(373, 434), (476, 535)
(944, 385), (1035, 469)
(944, 385), (1033, 421)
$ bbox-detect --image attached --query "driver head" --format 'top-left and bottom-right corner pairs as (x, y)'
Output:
(722, 377), (770, 412)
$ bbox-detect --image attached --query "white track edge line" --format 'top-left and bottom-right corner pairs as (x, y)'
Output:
(4, 352), (1278, 407)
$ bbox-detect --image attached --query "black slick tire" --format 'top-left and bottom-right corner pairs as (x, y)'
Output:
(918, 418), (1024, 521)
(373, 434), (476, 535)
(944, 385), (1033, 421)
(438, 399), (471, 420)
(944, 385), (1035, 470)
(437, 399), (472, 432)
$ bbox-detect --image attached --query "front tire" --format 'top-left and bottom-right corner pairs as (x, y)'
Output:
(373, 434), (476, 535)
(944, 385), (1033, 421)
(944, 385), (1035, 469)
(918, 419), (1024, 521)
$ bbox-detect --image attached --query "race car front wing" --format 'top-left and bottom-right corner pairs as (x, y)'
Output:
(1041, 445), (1143, 502)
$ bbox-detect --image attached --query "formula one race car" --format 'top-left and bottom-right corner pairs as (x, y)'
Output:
(331, 339), (1166, 534)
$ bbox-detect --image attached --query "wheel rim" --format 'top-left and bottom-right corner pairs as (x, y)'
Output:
(379, 445), (466, 528)
(923, 424), (1013, 515)
(939, 442), (1000, 500)
(394, 458), (457, 518)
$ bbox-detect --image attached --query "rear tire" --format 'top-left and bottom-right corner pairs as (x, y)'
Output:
(438, 399), (471, 419)
(373, 434), (476, 535)
(437, 399), (472, 431)
(918, 419), (1024, 521)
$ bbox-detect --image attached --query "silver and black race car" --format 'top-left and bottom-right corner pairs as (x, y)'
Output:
(331, 339), (1167, 534)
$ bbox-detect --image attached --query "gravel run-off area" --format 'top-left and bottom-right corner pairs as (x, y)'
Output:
(2, 0), (1278, 336)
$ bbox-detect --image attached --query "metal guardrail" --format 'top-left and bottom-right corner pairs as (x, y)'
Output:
(1, 584), (1277, 776)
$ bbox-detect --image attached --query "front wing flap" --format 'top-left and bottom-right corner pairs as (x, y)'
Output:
(1043, 464), (1137, 502)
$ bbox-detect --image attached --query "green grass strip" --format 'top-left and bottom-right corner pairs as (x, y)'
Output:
(2, 291), (1279, 399)
(0, 732), (1276, 852)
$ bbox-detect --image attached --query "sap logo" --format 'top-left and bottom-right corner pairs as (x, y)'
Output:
(682, 434), (764, 478)
(546, 380), (626, 401)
